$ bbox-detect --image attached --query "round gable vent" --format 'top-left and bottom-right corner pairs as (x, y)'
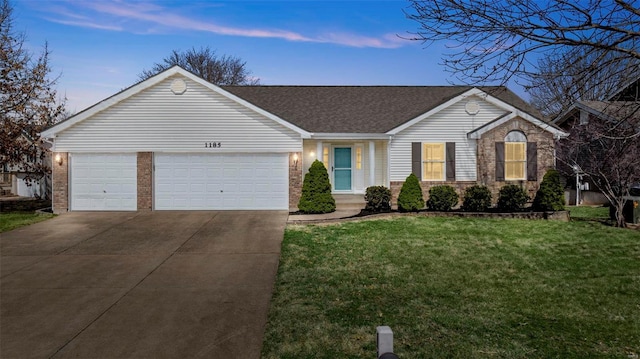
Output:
(465, 100), (480, 115)
(170, 79), (187, 95)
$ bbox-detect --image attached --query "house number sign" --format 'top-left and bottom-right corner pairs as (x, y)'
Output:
(205, 142), (222, 148)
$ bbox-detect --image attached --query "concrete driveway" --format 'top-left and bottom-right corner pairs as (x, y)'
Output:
(0, 210), (287, 358)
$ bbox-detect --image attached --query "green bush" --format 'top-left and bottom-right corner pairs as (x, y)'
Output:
(462, 185), (493, 212)
(533, 169), (565, 211)
(364, 186), (391, 212)
(397, 173), (424, 212)
(298, 160), (336, 214)
(497, 184), (529, 212)
(426, 185), (459, 211)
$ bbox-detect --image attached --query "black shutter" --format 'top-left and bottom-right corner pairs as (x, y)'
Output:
(411, 142), (421, 178)
(446, 142), (456, 181)
(527, 142), (538, 181)
(495, 142), (505, 181)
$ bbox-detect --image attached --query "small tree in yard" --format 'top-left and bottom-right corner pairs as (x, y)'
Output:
(462, 185), (492, 212)
(497, 185), (529, 212)
(298, 160), (335, 214)
(397, 173), (424, 212)
(426, 185), (458, 211)
(533, 169), (565, 212)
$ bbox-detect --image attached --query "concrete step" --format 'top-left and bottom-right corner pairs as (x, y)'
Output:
(334, 194), (365, 210)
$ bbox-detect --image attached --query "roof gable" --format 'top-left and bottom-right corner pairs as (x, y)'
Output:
(42, 66), (310, 139)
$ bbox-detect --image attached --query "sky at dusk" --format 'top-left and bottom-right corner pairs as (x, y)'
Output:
(12, 0), (526, 114)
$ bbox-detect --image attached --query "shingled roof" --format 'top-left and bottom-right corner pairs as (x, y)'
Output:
(222, 85), (540, 133)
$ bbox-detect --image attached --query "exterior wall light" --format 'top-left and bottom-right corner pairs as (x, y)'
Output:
(55, 154), (63, 166)
(293, 153), (299, 169)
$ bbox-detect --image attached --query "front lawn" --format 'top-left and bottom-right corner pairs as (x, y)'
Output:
(567, 205), (610, 220)
(262, 217), (640, 359)
(0, 212), (55, 233)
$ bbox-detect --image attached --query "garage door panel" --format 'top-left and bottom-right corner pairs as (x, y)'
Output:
(154, 153), (288, 210)
(71, 153), (137, 211)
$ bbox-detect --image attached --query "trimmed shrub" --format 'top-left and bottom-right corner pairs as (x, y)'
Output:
(397, 173), (424, 212)
(533, 169), (565, 211)
(497, 184), (529, 212)
(462, 185), (492, 212)
(426, 185), (459, 211)
(298, 160), (336, 214)
(364, 186), (391, 212)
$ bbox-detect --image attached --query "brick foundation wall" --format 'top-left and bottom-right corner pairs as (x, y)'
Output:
(52, 152), (68, 213)
(477, 118), (555, 202)
(137, 152), (153, 210)
(289, 152), (302, 210)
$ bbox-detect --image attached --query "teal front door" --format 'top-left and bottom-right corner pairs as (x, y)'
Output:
(333, 147), (352, 191)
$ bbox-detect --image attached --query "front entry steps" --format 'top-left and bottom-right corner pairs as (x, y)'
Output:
(333, 194), (365, 210)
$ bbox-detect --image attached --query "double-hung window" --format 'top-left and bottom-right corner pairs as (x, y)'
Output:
(505, 131), (526, 180)
(422, 143), (445, 181)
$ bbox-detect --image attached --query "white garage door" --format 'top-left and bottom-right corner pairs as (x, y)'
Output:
(155, 153), (289, 210)
(70, 153), (137, 211)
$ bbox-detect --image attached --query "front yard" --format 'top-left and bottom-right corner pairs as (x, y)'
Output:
(262, 213), (640, 358)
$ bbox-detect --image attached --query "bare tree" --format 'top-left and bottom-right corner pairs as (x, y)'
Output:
(558, 102), (640, 227)
(528, 48), (640, 118)
(138, 47), (259, 85)
(406, 0), (640, 86)
(1, 0), (65, 196)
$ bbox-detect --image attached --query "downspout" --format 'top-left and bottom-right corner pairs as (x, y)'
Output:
(386, 135), (394, 188)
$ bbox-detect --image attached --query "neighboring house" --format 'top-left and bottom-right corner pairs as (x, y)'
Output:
(41, 66), (567, 213)
(553, 76), (640, 205)
(0, 132), (49, 198)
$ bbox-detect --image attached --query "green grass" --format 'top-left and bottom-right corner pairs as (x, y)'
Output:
(0, 212), (55, 233)
(567, 205), (610, 220)
(262, 217), (640, 359)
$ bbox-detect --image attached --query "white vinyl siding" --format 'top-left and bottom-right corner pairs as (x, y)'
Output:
(70, 153), (137, 211)
(374, 141), (387, 186)
(389, 95), (505, 181)
(53, 75), (301, 153)
(154, 153), (288, 210)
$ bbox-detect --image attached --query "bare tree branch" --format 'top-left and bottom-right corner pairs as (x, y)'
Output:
(138, 46), (260, 86)
(406, 0), (640, 85)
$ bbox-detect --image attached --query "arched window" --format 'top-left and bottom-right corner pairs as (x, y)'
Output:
(504, 131), (526, 180)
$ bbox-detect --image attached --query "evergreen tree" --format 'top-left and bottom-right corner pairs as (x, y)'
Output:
(397, 173), (424, 212)
(533, 169), (565, 211)
(298, 160), (336, 214)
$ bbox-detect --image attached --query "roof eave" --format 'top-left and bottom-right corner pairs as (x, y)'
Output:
(310, 133), (392, 140)
(468, 111), (569, 139)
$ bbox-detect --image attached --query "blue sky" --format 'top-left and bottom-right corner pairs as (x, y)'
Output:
(13, 0), (525, 113)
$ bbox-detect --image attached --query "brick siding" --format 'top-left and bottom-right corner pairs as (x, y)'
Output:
(477, 118), (555, 201)
(137, 152), (153, 210)
(289, 152), (302, 210)
(52, 152), (68, 213)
